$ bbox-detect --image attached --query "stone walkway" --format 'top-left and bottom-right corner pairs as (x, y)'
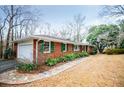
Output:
(0, 57), (87, 84)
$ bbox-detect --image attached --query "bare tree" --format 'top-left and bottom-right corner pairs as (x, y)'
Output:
(100, 5), (124, 17)
(39, 22), (52, 36)
(1, 6), (23, 49)
(0, 5), (40, 59)
(59, 24), (73, 40)
(73, 14), (85, 42)
(1, 5), (39, 48)
(51, 29), (60, 37)
(0, 16), (8, 58)
(60, 14), (85, 42)
(45, 23), (51, 36)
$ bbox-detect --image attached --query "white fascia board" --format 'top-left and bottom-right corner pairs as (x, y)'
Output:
(33, 35), (74, 44)
(12, 36), (38, 43)
(12, 35), (94, 47)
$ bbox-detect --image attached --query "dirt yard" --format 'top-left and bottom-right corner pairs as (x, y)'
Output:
(1, 54), (124, 87)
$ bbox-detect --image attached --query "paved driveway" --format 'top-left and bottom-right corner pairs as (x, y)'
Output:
(0, 60), (17, 73)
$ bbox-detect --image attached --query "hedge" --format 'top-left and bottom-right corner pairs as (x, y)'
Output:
(104, 48), (124, 55)
(45, 51), (89, 66)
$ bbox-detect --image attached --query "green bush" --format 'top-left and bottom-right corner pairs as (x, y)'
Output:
(74, 53), (80, 58)
(120, 39), (124, 48)
(61, 57), (67, 62)
(92, 47), (97, 55)
(105, 48), (124, 55)
(78, 52), (89, 57)
(55, 57), (67, 62)
(64, 53), (76, 61)
(4, 48), (13, 59)
(81, 51), (89, 57)
(78, 53), (83, 57)
(55, 57), (62, 63)
(45, 58), (58, 66)
(45, 52), (89, 66)
(16, 63), (38, 72)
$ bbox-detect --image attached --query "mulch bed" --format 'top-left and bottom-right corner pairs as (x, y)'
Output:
(17, 62), (67, 74)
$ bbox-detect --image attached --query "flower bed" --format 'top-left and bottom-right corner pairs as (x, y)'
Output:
(45, 51), (89, 66)
(16, 51), (89, 73)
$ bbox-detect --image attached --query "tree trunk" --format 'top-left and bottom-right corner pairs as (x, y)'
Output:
(0, 33), (3, 58)
(6, 27), (11, 50)
(11, 5), (14, 54)
(6, 5), (14, 50)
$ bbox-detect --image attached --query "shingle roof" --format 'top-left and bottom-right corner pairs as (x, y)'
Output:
(12, 35), (93, 46)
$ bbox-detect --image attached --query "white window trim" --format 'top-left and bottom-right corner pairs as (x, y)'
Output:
(74, 45), (79, 51)
(43, 41), (51, 53)
(63, 43), (67, 52)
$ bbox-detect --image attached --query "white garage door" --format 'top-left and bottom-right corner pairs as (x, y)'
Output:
(18, 44), (33, 63)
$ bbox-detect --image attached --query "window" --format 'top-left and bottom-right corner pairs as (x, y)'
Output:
(74, 45), (79, 51)
(61, 43), (67, 52)
(44, 41), (51, 53)
(64, 44), (67, 52)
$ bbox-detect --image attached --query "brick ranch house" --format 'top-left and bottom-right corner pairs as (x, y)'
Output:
(13, 35), (94, 64)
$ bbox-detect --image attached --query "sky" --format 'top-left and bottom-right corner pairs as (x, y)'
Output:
(0, 5), (116, 29)
(29, 5), (117, 37)
(32, 5), (112, 27)
(27, 5), (120, 39)
(0, 5), (118, 39)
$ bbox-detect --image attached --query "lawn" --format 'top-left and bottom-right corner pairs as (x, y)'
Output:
(0, 54), (124, 87)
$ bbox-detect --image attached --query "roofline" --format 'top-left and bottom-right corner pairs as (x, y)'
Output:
(11, 36), (38, 43)
(12, 35), (94, 47)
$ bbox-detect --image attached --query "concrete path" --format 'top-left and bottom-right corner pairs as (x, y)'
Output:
(0, 57), (87, 84)
(0, 60), (17, 73)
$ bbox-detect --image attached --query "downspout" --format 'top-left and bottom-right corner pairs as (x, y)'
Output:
(36, 39), (41, 64)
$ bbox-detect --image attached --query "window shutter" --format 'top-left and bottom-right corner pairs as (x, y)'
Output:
(40, 40), (44, 53)
(67, 44), (68, 51)
(61, 43), (65, 52)
(51, 42), (54, 53)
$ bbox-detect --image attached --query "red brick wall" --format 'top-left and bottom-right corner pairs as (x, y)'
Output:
(14, 39), (93, 64)
(37, 41), (81, 64)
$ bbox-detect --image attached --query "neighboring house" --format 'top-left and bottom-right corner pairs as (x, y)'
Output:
(13, 35), (94, 64)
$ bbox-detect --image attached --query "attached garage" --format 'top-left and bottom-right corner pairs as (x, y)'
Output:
(17, 41), (33, 63)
